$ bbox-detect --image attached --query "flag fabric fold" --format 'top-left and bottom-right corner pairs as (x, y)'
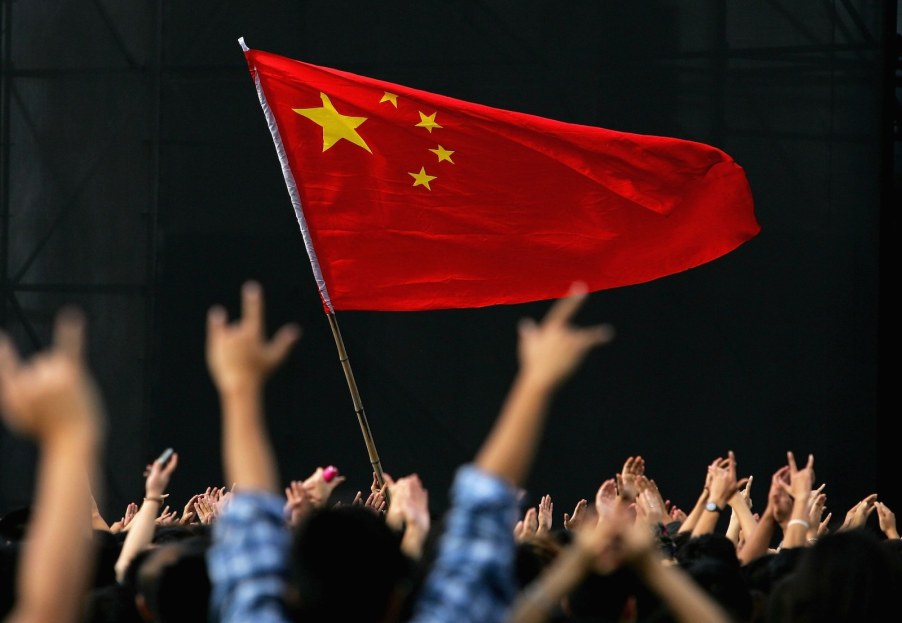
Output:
(241, 39), (760, 313)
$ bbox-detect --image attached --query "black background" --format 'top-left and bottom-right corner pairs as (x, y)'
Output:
(1, 1), (898, 528)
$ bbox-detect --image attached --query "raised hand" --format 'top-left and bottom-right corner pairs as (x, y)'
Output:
(536, 494), (553, 535)
(385, 474), (431, 558)
(637, 488), (665, 526)
(195, 495), (216, 525)
(594, 478), (618, 517)
(110, 502), (139, 533)
(145, 451), (179, 502)
(515, 283), (615, 391)
(735, 475), (754, 510)
(0, 307), (102, 440)
(284, 480), (313, 527)
(708, 451), (747, 509)
(670, 505), (688, 523)
(786, 451), (815, 502)
(619, 456), (645, 499)
(0, 307), (108, 623)
(515, 507), (539, 542)
(155, 505), (179, 526)
(875, 501), (899, 539)
(180, 494), (200, 525)
(564, 498), (589, 531)
(206, 280), (301, 395)
(841, 493), (878, 531)
(303, 466), (347, 507)
(806, 484), (827, 541)
(364, 490), (386, 514)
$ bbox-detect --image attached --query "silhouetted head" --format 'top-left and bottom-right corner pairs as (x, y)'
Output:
(289, 504), (413, 623)
(766, 528), (902, 622)
(135, 537), (211, 623)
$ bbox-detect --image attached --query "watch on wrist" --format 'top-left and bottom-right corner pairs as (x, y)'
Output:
(705, 501), (724, 512)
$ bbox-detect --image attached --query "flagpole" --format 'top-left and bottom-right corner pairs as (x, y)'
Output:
(326, 312), (390, 501)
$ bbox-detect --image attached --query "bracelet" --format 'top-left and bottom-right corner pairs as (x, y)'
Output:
(144, 495), (167, 504)
(787, 518), (810, 529)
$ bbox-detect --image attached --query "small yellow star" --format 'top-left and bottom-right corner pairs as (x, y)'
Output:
(409, 166), (437, 190)
(429, 145), (455, 163)
(379, 92), (398, 107)
(293, 92), (372, 153)
(416, 111), (442, 133)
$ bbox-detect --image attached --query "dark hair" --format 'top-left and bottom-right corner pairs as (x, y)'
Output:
(766, 528), (902, 622)
(566, 567), (644, 623)
(81, 583), (144, 623)
(136, 538), (211, 623)
(675, 534), (753, 622)
(91, 529), (121, 589)
(289, 505), (413, 622)
(515, 535), (561, 588)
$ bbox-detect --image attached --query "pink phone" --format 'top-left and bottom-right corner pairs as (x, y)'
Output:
(323, 465), (339, 482)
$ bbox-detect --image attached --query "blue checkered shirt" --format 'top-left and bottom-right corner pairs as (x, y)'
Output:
(408, 464), (520, 623)
(206, 492), (291, 623)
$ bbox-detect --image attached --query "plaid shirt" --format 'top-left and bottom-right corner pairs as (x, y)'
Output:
(206, 492), (291, 623)
(408, 464), (520, 623)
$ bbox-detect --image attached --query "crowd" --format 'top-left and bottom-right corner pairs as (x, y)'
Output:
(0, 281), (899, 623)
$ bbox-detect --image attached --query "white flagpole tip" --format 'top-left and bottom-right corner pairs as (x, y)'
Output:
(238, 37), (249, 52)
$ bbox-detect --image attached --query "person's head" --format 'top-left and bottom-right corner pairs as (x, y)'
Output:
(135, 538), (210, 623)
(564, 567), (645, 623)
(82, 584), (144, 623)
(289, 504), (413, 623)
(515, 534), (561, 588)
(766, 528), (902, 622)
(90, 529), (121, 590)
(674, 533), (739, 568)
(740, 547), (804, 597)
(675, 535), (753, 622)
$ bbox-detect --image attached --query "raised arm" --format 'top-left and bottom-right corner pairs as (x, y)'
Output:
(475, 284), (614, 486)
(0, 308), (105, 623)
(205, 280), (300, 492)
(780, 451), (815, 549)
(384, 474), (431, 559)
(114, 452), (180, 583)
(690, 452), (745, 538)
(205, 281), (301, 623)
(410, 284), (614, 623)
(738, 464), (789, 564)
(876, 501), (899, 540)
(508, 494), (733, 623)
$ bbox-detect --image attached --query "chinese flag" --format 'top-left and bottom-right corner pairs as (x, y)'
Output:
(242, 41), (759, 313)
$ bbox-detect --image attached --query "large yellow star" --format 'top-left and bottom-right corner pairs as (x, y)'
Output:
(416, 111), (442, 133)
(293, 93), (372, 153)
(409, 167), (437, 190)
(429, 145), (455, 163)
(379, 91), (398, 107)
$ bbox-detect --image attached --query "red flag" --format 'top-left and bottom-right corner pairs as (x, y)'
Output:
(241, 39), (759, 313)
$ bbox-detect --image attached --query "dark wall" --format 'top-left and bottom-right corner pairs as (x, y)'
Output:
(2, 1), (896, 526)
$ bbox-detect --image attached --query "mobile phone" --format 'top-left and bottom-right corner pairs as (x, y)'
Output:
(156, 447), (174, 466)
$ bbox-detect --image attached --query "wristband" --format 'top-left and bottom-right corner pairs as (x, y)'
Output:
(787, 518), (810, 529)
(144, 495), (167, 504)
